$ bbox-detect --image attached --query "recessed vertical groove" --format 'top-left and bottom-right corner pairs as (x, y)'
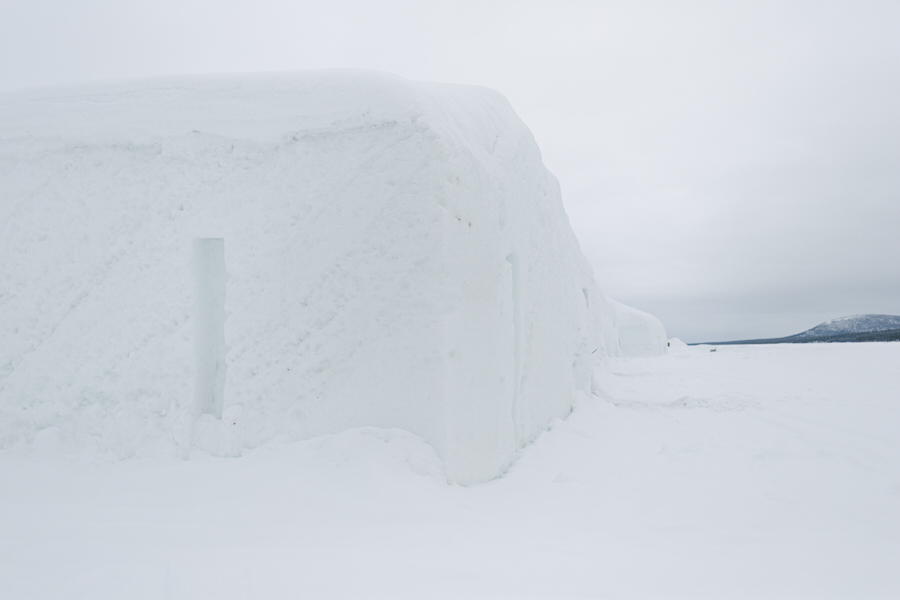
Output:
(506, 252), (523, 445)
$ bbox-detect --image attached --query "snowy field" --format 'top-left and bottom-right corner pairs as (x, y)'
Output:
(2, 341), (897, 599)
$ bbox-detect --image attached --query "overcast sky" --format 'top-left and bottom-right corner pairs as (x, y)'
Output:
(3, 0), (898, 342)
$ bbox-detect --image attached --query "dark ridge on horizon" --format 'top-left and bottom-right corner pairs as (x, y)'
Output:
(690, 314), (900, 346)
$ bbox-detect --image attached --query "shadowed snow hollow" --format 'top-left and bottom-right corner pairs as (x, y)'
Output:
(0, 70), (665, 483)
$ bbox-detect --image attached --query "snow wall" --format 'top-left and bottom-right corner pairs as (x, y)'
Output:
(0, 70), (666, 484)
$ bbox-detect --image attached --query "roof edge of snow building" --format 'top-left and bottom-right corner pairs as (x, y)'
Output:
(0, 70), (525, 150)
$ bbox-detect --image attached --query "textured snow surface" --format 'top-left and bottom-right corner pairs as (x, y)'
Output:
(2, 343), (897, 599)
(0, 70), (662, 483)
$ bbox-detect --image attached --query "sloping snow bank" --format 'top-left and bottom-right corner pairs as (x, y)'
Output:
(0, 70), (663, 483)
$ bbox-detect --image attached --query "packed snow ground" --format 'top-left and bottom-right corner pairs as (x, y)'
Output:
(2, 342), (897, 599)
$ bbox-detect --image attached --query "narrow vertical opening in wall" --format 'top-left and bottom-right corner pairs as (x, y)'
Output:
(582, 288), (590, 309)
(193, 238), (226, 418)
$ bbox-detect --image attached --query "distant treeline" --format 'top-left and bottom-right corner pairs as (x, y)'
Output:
(693, 328), (900, 346)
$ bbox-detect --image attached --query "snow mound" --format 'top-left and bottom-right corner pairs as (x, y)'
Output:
(605, 301), (668, 356)
(0, 70), (663, 483)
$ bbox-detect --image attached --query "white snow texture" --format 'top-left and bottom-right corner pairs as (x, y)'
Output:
(0, 70), (665, 484)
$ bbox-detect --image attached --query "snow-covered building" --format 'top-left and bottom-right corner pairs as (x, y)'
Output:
(0, 71), (666, 483)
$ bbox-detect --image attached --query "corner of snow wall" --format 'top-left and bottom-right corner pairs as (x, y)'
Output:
(0, 71), (617, 484)
(423, 87), (605, 484)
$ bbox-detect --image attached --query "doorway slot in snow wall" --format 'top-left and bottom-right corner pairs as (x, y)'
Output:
(193, 238), (226, 418)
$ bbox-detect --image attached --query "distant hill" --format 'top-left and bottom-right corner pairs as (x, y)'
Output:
(696, 314), (900, 345)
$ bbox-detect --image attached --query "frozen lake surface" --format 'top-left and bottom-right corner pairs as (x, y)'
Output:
(2, 342), (898, 599)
